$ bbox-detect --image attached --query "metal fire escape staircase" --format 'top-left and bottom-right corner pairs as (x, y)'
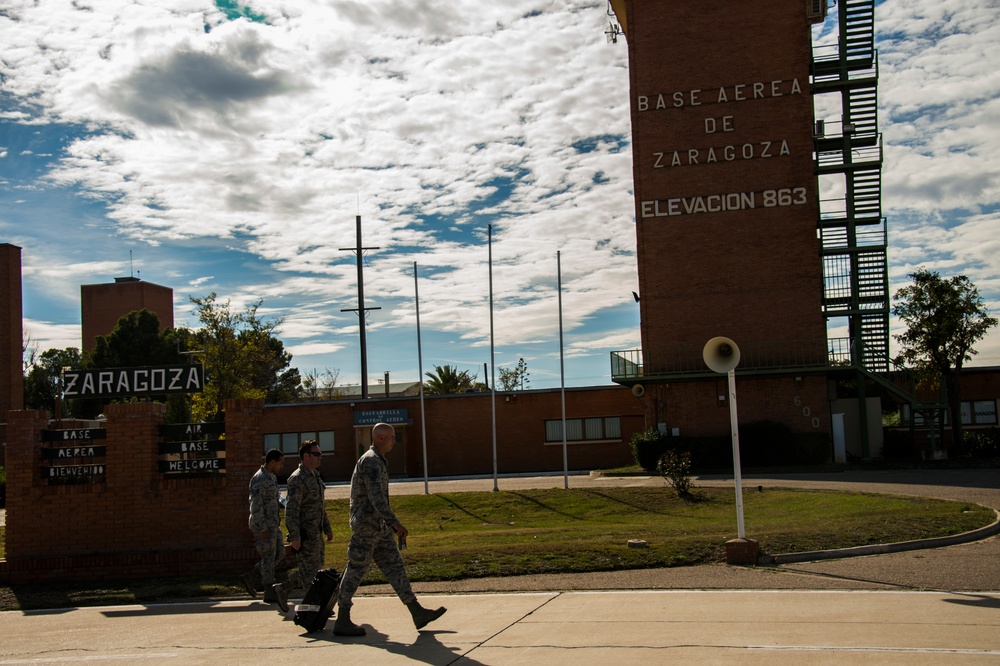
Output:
(812, 0), (888, 374)
(812, 0), (945, 451)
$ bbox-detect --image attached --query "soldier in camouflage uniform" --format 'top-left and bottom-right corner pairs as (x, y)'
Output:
(241, 448), (285, 603)
(333, 423), (446, 636)
(272, 440), (333, 613)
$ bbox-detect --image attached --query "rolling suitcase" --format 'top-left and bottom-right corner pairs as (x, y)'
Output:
(293, 567), (341, 632)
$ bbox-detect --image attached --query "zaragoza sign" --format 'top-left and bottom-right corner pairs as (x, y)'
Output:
(62, 364), (205, 398)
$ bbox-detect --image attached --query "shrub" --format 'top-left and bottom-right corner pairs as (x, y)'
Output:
(657, 449), (693, 497)
(965, 428), (1000, 460)
(629, 428), (669, 473)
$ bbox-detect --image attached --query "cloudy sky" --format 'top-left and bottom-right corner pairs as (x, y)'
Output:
(2, 0), (998, 392)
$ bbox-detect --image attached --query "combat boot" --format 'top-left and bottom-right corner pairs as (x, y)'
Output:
(407, 600), (447, 630)
(272, 583), (289, 613)
(262, 584), (279, 604)
(239, 571), (258, 598)
(333, 606), (366, 636)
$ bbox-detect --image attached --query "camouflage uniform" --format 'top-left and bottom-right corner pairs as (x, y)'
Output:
(248, 464), (284, 587)
(281, 462), (332, 592)
(337, 446), (416, 611)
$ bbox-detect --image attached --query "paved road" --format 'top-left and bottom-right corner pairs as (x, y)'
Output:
(1, 469), (998, 664)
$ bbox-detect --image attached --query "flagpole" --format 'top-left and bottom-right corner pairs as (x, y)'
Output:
(558, 251), (568, 489)
(489, 224), (498, 492)
(414, 261), (429, 495)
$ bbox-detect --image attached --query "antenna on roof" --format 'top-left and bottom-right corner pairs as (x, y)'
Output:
(130, 250), (134, 278)
(605, 2), (621, 44)
(605, 21), (621, 44)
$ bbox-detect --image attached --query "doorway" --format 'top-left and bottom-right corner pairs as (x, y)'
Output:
(354, 425), (407, 476)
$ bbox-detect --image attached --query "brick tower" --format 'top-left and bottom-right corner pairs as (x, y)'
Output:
(1, 243), (24, 423)
(615, 0), (827, 359)
(609, 1), (843, 445)
(80, 277), (174, 352)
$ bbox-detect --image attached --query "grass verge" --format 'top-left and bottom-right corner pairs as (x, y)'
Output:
(0, 486), (993, 611)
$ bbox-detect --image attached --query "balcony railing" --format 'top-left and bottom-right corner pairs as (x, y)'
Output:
(611, 338), (857, 383)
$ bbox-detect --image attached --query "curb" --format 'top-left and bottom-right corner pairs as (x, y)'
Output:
(759, 508), (1000, 565)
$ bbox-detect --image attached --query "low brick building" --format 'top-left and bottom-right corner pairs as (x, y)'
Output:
(261, 385), (646, 482)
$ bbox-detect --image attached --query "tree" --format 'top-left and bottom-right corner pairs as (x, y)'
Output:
(190, 293), (300, 421)
(892, 268), (998, 453)
(241, 330), (300, 404)
(498, 357), (530, 391)
(22, 330), (35, 373)
(424, 364), (477, 395)
(300, 368), (342, 401)
(23, 347), (83, 414)
(89, 309), (183, 369)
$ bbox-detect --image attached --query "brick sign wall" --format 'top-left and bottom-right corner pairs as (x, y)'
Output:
(0, 399), (263, 584)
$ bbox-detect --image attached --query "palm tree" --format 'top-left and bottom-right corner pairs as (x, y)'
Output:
(424, 364), (475, 395)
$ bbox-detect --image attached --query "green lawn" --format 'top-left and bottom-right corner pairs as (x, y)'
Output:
(0, 486), (993, 611)
(339, 487), (993, 581)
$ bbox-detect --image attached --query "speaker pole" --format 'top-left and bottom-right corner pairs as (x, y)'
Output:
(703, 336), (756, 560)
(726, 367), (746, 539)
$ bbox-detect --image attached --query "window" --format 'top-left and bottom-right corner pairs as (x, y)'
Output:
(902, 401), (997, 427)
(281, 432), (299, 455)
(545, 417), (621, 443)
(962, 400), (998, 425)
(264, 430), (335, 456)
(264, 433), (280, 451)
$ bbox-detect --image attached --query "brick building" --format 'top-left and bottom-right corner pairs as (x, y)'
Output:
(81, 277), (174, 352)
(607, 0), (906, 460)
(885, 366), (1000, 458)
(260, 386), (645, 482)
(1, 243), (23, 449)
(622, 0), (824, 352)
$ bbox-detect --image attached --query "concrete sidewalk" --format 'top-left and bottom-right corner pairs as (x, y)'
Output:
(2, 589), (998, 664)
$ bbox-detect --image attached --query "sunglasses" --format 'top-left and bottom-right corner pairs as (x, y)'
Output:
(305, 450), (322, 457)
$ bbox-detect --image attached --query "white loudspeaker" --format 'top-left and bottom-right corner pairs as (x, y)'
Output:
(631, 384), (645, 398)
(703, 337), (741, 373)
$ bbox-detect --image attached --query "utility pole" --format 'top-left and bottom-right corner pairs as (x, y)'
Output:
(340, 215), (380, 399)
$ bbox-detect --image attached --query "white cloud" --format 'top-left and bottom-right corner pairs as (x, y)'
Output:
(871, 0), (1000, 365)
(23, 319), (81, 354)
(878, 0), (1000, 214)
